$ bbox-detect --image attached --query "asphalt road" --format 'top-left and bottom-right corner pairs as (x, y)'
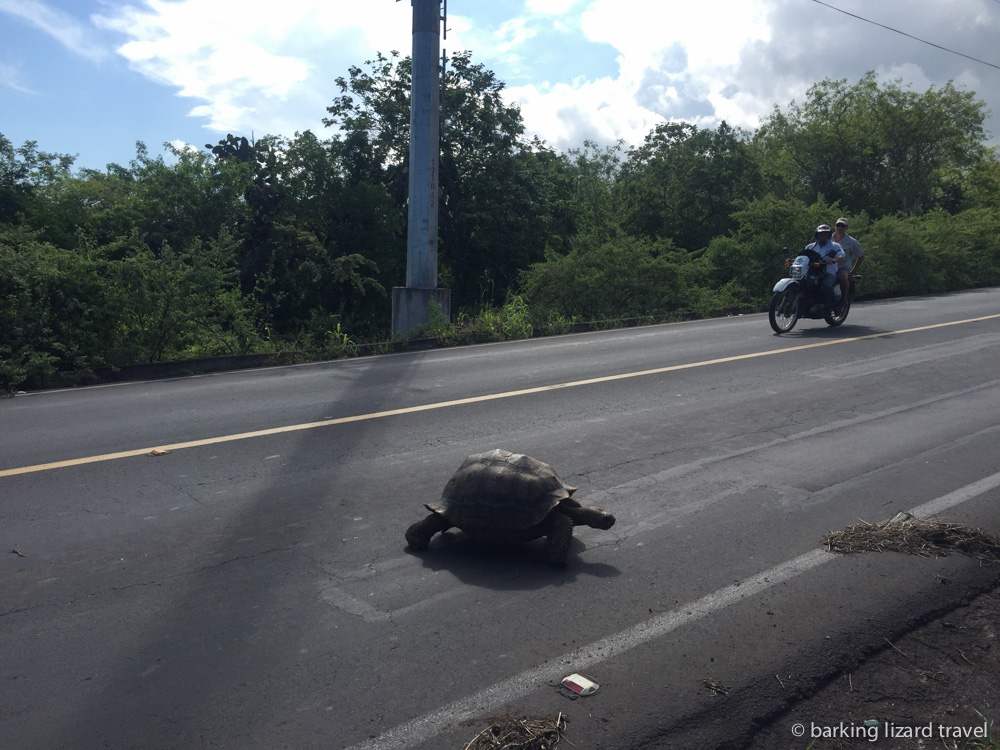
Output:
(3, 289), (1000, 750)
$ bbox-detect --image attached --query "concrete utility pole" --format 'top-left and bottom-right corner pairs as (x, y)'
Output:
(391, 0), (451, 337)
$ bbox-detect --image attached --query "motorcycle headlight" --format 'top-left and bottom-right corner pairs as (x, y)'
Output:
(790, 256), (809, 280)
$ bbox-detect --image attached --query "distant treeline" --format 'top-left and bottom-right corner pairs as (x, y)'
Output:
(3, 52), (1000, 392)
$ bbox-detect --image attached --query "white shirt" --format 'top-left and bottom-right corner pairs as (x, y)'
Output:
(806, 240), (845, 276)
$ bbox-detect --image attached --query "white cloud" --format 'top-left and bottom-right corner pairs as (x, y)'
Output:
(526, 0), (582, 14)
(731, 0), (1000, 139)
(497, 0), (1000, 150)
(580, 0), (769, 73)
(60, 0), (1000, 157)
(168, 139), (200, 154)
(0, 0), (107, 61)
(494, 18), (537, 54)
(501, 0), (774, 150)
(93, 0), (413, 135)
(0, 61), (36, 95)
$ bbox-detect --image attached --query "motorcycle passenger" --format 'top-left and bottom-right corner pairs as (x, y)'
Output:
(833, 217), (864, 304)
(805, 225), (845, 312)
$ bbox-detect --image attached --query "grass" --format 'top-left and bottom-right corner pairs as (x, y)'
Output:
(462, 714), (568, 750)
(824, 512), (1000, 562)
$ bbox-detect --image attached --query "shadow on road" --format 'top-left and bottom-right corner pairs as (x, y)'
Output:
(406, 533), (621, 590)
(50, 352), (433, 749)
(773, 323), (892, 339)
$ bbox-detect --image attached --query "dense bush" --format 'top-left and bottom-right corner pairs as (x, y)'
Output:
(0, 227), (113, 391)
(102, 229), (260, 363)
(860, 209), (1000, 298)
(522, 234), (684, 322)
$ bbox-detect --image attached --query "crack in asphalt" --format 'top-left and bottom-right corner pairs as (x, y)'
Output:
(0, 606), (32, 618)
(0, 580), (161, 619)
(193, 546), (294, 572)
(574, 449), (679, 484)
(178, 487), (206, 507)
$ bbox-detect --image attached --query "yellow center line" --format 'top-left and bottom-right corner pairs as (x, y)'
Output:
(3, 314), (999, 478)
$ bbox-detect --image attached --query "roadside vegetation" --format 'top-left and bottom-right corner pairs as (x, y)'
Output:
(3, 54), (1000, 393)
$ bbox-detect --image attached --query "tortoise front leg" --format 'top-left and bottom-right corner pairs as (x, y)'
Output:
(405, 513), (452, 550)
(547, 512), (574, 567)
(561, 504), (616, 530)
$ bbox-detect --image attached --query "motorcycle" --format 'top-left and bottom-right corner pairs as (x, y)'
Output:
(768, 246), (860, 334)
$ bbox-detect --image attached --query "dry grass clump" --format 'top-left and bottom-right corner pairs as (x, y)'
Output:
(824, 512), (1000, 562)
(463, 713), (568, 750)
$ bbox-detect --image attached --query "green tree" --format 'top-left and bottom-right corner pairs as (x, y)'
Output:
(755, 73), (989, 217)
(95, 228), (258, 364)
(957, 150), (1000, 211)
(617, 121), (760, 252)
(325, 50), (576, 310)
(30, 141), (251, 256)
(0, 225), (113, 392)
(0, 133), (75, 225)
(206, 131), (394, 338)
(323, 52), (412, 195)
(560, 139), (625, 246)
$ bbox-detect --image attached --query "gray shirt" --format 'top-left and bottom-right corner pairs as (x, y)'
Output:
(837, 234), (864, 272)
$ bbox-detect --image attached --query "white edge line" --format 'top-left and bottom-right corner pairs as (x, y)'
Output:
(908, 472), (1000, 518)
(343, 470), (1000, 750)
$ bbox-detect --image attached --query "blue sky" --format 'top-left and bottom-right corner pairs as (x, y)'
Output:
(2, 0), (998, 171)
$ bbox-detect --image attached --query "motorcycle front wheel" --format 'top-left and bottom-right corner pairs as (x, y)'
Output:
(769, 289), (799, 333)
(825, 294), (851, 327)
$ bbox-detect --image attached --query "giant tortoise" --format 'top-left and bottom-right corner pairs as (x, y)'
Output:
(404, 449), (615, 566)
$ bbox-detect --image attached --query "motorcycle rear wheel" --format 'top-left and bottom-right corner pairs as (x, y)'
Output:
(825, 294), (851, 326)
(769, 289), (799, 333)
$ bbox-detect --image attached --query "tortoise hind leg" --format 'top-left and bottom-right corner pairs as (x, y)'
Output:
(560, 504), (616, 530)
(405, 513), (452, 550)
(547, 512), (574, 567)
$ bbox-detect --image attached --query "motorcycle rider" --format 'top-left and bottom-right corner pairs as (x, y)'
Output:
(805, 225), (845, 312)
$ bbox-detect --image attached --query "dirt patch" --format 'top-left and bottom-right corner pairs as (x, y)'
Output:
(745, 584), (1000, 749)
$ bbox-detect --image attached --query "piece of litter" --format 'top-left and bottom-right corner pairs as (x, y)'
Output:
(149, 449), (171, 456)
(561, 673), (599, 697)
(702, 678), (729, 696)
(10, 548), (26, 557)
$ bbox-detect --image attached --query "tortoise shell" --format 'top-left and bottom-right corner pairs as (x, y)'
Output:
(425, 449), (577, 538)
